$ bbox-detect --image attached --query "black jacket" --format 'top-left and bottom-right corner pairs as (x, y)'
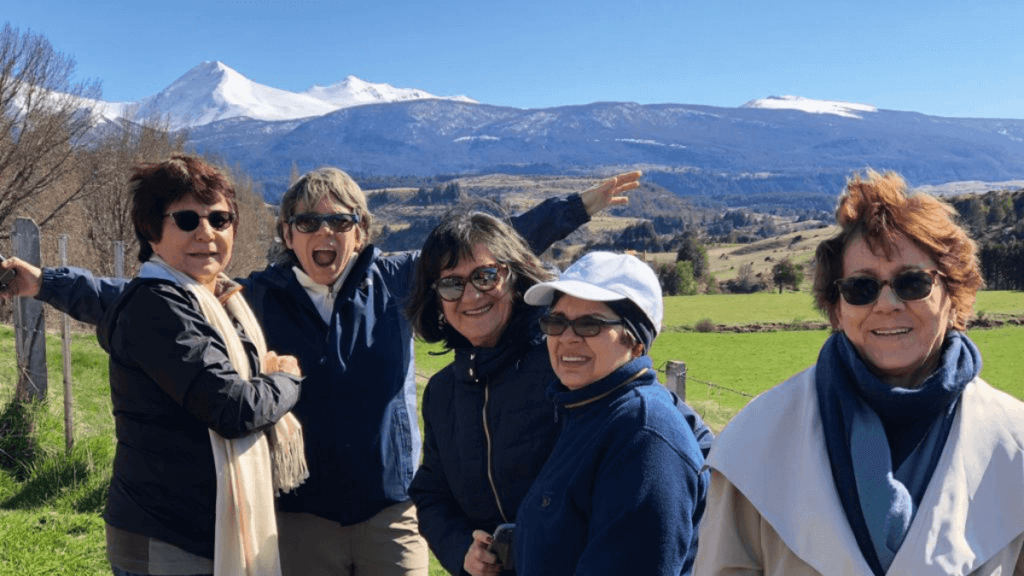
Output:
(97, 279), (301, 559)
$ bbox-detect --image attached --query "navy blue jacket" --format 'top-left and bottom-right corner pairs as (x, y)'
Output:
(409, 308), (714, 576)
(98, 279), (301, 558)
(514, 356), (708, 576)
(410, 306), (559, 576)
(37, 194), (589, 527)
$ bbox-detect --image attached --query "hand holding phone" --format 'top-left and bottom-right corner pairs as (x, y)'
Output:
(487, 523), (515, 570)
(0, 254), (17, 293)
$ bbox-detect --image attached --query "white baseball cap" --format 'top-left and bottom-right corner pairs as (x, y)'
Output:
(524, 251), (663, 334)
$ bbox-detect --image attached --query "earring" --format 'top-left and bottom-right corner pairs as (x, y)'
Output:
(438, 310), (448, 332)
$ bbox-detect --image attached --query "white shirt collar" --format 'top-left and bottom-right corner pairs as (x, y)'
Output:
(291, 253), (358, 322)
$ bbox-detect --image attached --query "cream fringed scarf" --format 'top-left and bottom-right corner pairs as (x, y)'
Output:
(140, 257), (309, 576)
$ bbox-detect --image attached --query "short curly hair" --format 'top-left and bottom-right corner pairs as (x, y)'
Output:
(131, 155), (237, 263)
(812, 170), (983, 330)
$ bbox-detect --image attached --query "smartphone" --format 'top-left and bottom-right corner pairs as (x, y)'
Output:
(487, 523), (515, 570)
(0, 253), (15, 292)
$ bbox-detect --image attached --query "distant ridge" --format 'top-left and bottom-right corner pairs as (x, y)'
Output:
(78, 62), (1024, 205)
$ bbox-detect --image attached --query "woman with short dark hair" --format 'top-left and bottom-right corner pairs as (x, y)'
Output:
(94, 155), (305, 576)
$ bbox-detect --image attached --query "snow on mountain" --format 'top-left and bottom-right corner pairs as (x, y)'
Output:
(303, 74), (476, 108)
(741, 95), (877, 119)
(133, 61), (335, 130)
(124, 61), (477, 130)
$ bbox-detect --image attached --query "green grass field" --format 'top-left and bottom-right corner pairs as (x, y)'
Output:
(3, 290), (1024, 574)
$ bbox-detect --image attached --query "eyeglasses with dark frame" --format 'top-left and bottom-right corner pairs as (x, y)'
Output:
(539, 313), (624, 338)
(289, 212), (361, 234)
(432, 264), (510, 302)
(165, 210), (236, 232)
(835, 268), (945, 307)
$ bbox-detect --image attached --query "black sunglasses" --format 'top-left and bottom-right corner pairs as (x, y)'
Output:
(835, 269), (944, 306)
(432, 264), (508, 302)
(289, 212), (360, 234)
(539, 314), (624, 338)
(165, 210), (235, 232)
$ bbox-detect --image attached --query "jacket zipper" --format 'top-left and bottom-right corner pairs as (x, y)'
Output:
(482, 382), (509, 524)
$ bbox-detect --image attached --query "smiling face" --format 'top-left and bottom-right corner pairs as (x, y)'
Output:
(837, 233), (953, 388)
(439, 244), (515, 348)
(150, 194), (235, 292)
(546, 295), (638, 390)
(284, 196), (362, 286)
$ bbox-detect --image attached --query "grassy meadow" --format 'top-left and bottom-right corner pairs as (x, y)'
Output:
(3, 289), (1024, 574)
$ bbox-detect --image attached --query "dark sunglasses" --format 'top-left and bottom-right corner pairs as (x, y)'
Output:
(432, 264), (508, 302)
(539, 314), (624, 338)
(165, 210), (235, 232)
(835, 268), (944, 306)
(289, 212), (360, 234)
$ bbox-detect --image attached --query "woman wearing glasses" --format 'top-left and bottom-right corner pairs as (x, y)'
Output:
(511, 251), (707, 576)
(26, 156), (305, 576)
(2, 166), (642, 576)
(694, 171), (1024, 575)
(406, 214), (711, 575)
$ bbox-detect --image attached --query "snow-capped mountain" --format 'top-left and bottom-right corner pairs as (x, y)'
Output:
(77, 62), (1023, 207)
(742, 95), (878, 119)
(182, 96), (1024, 204)
(125, 61), (476, 130)
(303, 74), (475, 108)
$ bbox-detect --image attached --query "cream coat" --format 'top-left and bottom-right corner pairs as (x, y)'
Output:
(694, 367), (1024, 576)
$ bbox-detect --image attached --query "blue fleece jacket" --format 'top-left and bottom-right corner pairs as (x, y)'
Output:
(513, 355), (708, 576)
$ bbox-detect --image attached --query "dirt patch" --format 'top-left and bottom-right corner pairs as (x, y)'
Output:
(672, 314), (1024, 333)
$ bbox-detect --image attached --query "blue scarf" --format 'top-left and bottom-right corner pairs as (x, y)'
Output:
(816, 331), (981, 575)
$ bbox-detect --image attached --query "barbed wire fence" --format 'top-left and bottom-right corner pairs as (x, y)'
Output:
(0, 218), (127, 468)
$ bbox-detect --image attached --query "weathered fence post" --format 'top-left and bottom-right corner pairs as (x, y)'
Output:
(114, 240), (125, 278)
(60, 235), (74, 453)
(665, 360), (687, 402)
(13, 218), (46, 401)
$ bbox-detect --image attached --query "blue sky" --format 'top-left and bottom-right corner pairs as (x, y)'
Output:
(6, 0), (1023, 119)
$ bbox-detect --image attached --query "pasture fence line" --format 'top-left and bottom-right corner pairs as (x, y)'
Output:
(7, 218), (128, 455)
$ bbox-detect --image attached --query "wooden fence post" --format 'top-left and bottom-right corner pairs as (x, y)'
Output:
(665, 360), (687, 402)
(114, 241), (124, 278)
(13, 218), (46, 401)
(60, 235), (74, 453)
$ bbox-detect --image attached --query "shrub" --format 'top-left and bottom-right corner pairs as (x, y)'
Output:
(694, 318), (716, 333)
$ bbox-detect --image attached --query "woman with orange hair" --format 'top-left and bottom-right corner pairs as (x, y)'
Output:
(694, 171), (1024, 575)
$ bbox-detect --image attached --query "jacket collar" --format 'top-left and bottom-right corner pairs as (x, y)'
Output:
(452, 304), (545, 385)
(707, 369), (1024, 575)
(550, 355), (654, 409)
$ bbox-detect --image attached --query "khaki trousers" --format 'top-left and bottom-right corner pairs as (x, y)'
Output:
(277, 501), (429, 576)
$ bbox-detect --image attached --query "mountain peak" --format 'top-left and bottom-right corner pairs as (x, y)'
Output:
(127, 63), (477, 129)
(741, 95), (877, 119)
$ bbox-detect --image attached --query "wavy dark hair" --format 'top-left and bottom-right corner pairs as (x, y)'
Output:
(812, 169), (983, 330)
(407, 203), (555, 349)
(131, 155), (237, 263)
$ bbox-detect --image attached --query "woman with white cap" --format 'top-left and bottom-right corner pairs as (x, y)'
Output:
(512, 251), (708, 576)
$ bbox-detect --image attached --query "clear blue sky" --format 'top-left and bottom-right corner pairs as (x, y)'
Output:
(6, 0), (1023, 119)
